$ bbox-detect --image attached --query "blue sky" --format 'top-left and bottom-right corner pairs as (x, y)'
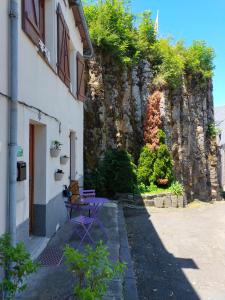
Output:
(131, 0), (225, 107)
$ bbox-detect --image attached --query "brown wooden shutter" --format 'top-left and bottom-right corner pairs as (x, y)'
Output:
(57, 4), (71, 87)
(77, 53), (86, 101)
(22, 0), (45, 45)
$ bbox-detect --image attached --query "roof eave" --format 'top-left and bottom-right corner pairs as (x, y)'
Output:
(69, 0), (94, 59)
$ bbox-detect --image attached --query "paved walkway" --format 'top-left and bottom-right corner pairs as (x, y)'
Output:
(124, 201), (225, 300)
(15, 202), (132, 300)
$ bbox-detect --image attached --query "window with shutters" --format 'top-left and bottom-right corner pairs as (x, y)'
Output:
(22, 0), (45, 45)
(77, 53), (86, 101)
(57, 4), (71, 88)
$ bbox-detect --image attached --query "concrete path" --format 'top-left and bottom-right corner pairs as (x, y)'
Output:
(15, 202), (132, 300)
(124, 201), (225, 300)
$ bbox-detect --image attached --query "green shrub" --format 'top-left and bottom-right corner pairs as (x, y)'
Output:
(84, 168), (106, 196)
(136, 10), (156, 58)
(169, 181), (184, 196)
(185, 40), (215, 79)
(64, 241), (126, 300)
(158, 129), (166, 144)
(150, 144), (174, 185)
(0, 234), (38, 300)
(137, 146), (156, 186)
(100, 149), (137, 196)
(206, 122), (221, 139)
(151, 38), (214, 88)
(84, 0), (138, 65)
(151, 39), (185, 88)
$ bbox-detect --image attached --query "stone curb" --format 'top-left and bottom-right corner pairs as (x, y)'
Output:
(115, 193), (186, 208)
(118, 204), (139, 300)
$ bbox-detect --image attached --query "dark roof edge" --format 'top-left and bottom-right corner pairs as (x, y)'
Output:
(69, 0), (94, 59)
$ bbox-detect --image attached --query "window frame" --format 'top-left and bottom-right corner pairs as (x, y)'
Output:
(22, 0), (45, 45)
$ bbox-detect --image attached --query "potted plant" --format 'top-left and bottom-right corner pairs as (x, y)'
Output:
(50, 140), (62, 157)
(60, 155), (69, 165)
(55, 169), (64, 181)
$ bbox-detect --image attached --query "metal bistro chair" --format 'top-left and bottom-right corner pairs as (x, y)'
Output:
(65, 202), (95, 248)
(79, 188), (96, 216)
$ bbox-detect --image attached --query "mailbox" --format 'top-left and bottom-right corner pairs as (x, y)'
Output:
(17, 161), (26, 181)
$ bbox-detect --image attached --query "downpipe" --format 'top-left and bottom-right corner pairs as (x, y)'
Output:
(8, 0), (18, 246)
(2, 1), (19, 298)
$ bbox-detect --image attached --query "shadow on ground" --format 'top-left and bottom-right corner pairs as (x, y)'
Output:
(123, 202), (200, 300)
(15, 203), (122, 300)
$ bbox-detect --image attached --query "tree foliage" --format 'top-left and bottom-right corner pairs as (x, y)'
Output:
(84, 0), (139, 64)
(84, 1), (215, 87)
(185, 40), (215, 79)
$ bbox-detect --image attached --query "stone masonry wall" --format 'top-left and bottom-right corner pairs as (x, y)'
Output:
(160, 79), (220, 200)
(84, 53), (220, 201)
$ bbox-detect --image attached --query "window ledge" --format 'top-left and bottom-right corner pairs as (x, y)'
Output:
(37, 50), (57, 75)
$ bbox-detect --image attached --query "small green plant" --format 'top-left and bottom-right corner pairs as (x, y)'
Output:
(64, 241), (126, 300)
(137, 182), (171, 194)
(0, 234), (38, 300)
(51, 140), (62, 150)
(206, 122), (221, 139)
(169, 181), (184, 196)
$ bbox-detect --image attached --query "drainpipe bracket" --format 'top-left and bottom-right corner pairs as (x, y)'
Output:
(9, 10), (18, 19)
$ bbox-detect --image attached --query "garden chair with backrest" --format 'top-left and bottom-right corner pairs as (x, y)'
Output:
(65, 202), (96, 248)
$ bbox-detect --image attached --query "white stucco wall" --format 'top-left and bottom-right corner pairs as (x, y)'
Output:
(0, 0), (86, 233)
(0, 0), (9, 235)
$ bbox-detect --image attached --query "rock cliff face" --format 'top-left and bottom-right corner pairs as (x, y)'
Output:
(84, 53), (220, 201)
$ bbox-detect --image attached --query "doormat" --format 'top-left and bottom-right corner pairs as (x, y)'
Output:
(37, 247), (63, 266)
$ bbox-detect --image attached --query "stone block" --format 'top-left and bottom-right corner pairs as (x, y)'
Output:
(154, 197), (164, 208)
(144, 199), (155, 207)
(128, 194), (134, 201)
(171, 196), (178, 208)
(177, 196), (184, 208)
(163, 196), (172, 208)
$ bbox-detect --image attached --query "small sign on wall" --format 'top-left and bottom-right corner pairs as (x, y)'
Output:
(17, 146), (23, 158)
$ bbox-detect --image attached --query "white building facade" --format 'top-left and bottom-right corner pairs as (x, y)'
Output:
(0, 0), (92, 244)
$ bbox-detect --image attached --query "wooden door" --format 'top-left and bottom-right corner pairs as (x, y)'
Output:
(29, 124), (35, 235)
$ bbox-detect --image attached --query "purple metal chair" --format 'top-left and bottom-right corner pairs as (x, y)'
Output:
(65, 202), (95, 248)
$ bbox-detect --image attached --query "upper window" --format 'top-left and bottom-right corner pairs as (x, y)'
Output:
(22, 0), (45, 45)
(57, 4), (70, 88)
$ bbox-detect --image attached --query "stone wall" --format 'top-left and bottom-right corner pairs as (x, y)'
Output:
(160, 79), (220, 200)
(84, 52), (220, 201)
